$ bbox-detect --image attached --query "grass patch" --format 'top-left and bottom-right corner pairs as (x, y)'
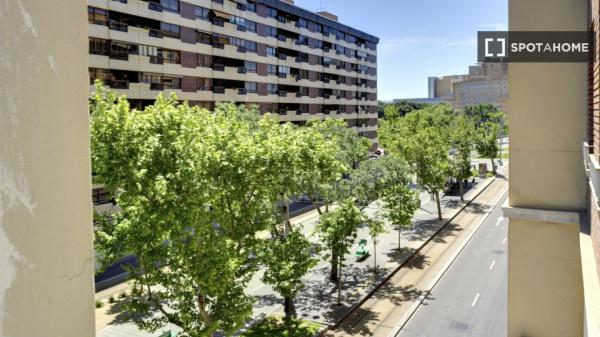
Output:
(242, 316), (322, 337)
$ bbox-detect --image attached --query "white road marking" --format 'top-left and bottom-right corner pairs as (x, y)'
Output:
(502, 237), (507, 245)
(495, 216), (504, 226)
(489, 260), (496, 270)
(471, 293), (480, 307)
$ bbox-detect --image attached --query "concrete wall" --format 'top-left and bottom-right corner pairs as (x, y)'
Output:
(0, 1), (95, 337)
(507, 0), (587, 335)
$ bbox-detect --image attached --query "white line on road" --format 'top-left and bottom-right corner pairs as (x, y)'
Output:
(502, 237), (507, 245)
(496, 216), (504, 226)
(489, 260), (496, 270)
(471, 293), (480, 307)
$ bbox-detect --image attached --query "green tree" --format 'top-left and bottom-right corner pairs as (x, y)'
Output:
(365, 215), (386, 274)
(380, 107), (451, 220)
(382, 183), (420, 250)
(449, 114), (475, 200)
(382, 101), (430, 120)
(315, 200), (362, 295)
(260, 230), (318, 335)
(303, 118), (370, 214)
(91, 83), (336, 336)
(464, 104), (507, 174)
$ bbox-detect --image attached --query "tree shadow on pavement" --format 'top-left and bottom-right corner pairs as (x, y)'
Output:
(105, 297), (155, 326)
(331, 307), (379, 336)
(373, 283), (429, 306)
(253, 294), (281, 309)
(464, 201), (489, 215)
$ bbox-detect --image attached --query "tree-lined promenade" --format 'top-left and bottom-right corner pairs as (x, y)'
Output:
(91, 83), (506, 337)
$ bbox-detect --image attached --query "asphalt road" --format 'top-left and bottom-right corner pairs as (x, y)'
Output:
(397, 191), (508, 337)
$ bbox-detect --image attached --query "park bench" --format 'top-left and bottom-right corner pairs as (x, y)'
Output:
(355, 239), (369, 260)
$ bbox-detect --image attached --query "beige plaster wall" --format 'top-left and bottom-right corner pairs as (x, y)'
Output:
(0, 1), (95, 336)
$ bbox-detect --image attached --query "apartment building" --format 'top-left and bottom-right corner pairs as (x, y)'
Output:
(452, 77), (509, 111)
(86, 0), (379, 139)
(425, 62), (509, 113)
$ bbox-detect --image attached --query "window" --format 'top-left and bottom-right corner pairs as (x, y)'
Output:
(267, 64), (277, 75)
(163, 76), (182, 89)
(278, 65), (290, 75)
(89, 38), (108, 56)
(297, 35), (308, 45)
(246, 1), (256, 12)
(298, 18), (308, 29)
(231, 16), (245, 26)
(347, 35), (357, 44)
(266, 7), (277, 18)
(245, 61), (257, 73)
(88, 7), (108, 25)
(323, 57), (332, 66)
(314, 39), (323, 49)
(315, 24), (322, 33)
(266, 26), (277, 37)
(197, 78), (211, 91)
(197, 54), (212, 67)
(245, 20), (256, 32)
(336, 30), (345, 40)
(163, 49), (180, 64)
(267, 83), (278, 94)
(356, 50), (368, 59)
(89, 68), (110, 85)
(244, 40), (257, 53)
(245, 82), (257, 93)
(109, 41), (131, 60)
(335, 44), (345, 54)
(161, 0), (179, 12)
(197, 31), (212, 45)
(195, 6), (210, 20)
(230, 37), (244, 48)
(267, 46), (276, 57)
(160, 22), (180, 38)
(141, 73), (162, 84)
(140, 45), (159, 57)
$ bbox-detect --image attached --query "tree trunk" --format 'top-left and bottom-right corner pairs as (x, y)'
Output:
(435, 191), (442, 220)
(330, 253), (338, 282)
(373, 242), (377, 275)
(284, 296), (295, 336)
(311, 198), (322, 215)
(491, 157), (497, 174)
(337, 258), (342, 305)
(398, 228), (402, 251)
(459, 179), (464, 201)
(282, 196), (291, 237)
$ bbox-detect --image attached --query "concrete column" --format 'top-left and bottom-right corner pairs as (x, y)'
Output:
(0, 1), (95, 337)
(506, 0), (587, 336)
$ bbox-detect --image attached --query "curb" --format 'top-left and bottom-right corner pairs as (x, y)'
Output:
(322, 176), (497, 335)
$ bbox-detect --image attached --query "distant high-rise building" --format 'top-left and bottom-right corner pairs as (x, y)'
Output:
(426, 62), (508, 113)
(428, 76), (437, 98)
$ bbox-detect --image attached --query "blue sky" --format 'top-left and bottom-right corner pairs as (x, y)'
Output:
(294, 0), (508, 100)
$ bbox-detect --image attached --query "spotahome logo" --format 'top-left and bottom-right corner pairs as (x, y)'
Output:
(478, 31), (591, 62)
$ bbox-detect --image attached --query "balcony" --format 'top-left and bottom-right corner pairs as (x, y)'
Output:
(109, 20), (128, 32)
(148, 2), (163, 12)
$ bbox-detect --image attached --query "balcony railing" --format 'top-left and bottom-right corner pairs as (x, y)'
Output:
(109, 20), (128, 32)
(109, 80), (129, 89)
(584, 142), (600, 209)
